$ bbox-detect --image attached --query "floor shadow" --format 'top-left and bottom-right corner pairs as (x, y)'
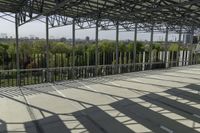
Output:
(140, 93), (200, 123)
(161, 73), (200, 80)
(24, 115), (71, 133)
(110, 98), (199, 133)
(0, 120), (7, 133)
(185, 84), (200, 92)
(73, 106), (134, 133)
(166, 88), (200, 103)
(142, 76), (191, 84)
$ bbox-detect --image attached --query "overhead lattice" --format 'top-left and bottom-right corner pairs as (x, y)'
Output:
(0, 0), (200, 32)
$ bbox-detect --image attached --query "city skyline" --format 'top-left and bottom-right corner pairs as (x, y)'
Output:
(0, 16), (180, 42)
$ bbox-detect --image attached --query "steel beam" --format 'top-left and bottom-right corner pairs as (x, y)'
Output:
(18, 0), (44, 26)
(133, 23), (138, 71)
(116, 21), (119, 73)
(15, 14), (20, 86)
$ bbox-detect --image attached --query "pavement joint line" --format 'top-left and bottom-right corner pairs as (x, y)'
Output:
(109, 82), (121, 87)
(19, 87), (45, 133)
(51, 84), (66, 98)
(109, 81), (145, 95)
(77, 81), (117, 101)
(77, 81), (97, 92)
(160, 125), (173, 133)
(51, 84), (114, 133)
(51, 84), (83, 110)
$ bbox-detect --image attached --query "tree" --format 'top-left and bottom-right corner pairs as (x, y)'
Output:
(127, 42), (134, 63)
(50, 42), (69, 54)
(99, 41), (114, 65)
(119, 42), (127, 64)
(169, 43), (179, 51)
(32, 40), (46, 54)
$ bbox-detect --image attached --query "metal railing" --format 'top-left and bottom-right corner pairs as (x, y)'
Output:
(0, 51), (199, 87)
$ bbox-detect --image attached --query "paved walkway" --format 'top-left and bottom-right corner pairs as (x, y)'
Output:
(0, 65), (200, 133)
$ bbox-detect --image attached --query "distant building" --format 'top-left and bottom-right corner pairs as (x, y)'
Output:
(29, 35), (35, 40)
(85, 36), (90, 42)
(60, 37), (66, 42)
(0, 33), (7, 39)
(183, 34), (193, 44)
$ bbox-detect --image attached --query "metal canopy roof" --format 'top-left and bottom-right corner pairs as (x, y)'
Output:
(0, 0), (200, 32)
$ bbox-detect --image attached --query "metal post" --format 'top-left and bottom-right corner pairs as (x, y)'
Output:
(178, 27), (182, 44)
(72, 18), (76, 79)
(133, 23), (138, 71)
(165, 26), (169, 68)
(178, 27), (182, 66)
(15, 14), (20, 86)
(116, 21), (119, 74)
(45, 16), (49, 82)
(149, 25), (154, 69)
(95, 20), (99, 76)
(191, 28), (194, 65)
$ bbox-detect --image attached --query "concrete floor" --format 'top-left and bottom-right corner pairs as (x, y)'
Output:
(0, 65), (200, 133)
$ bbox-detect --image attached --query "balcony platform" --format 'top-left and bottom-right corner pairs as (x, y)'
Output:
(0, 65), (200, 133)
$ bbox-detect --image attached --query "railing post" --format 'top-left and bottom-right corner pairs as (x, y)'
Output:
(142, 51), (146, 71)
(179, 50), (183, 66)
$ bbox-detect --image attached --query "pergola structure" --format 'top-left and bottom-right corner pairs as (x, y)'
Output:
(0, 0), (200, 86)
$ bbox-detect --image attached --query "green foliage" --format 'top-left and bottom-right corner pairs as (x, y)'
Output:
(19, 42), (32, 55)
(127, 42), (134, 52)
(169, 43), (179, 51)
(86, 44), (95, 54)
(136, 41), (146, 52)
(32, 40), (46, 53)
(0, 45), (4, 54)
(153, 43), (162, 51)
(119, 42), (127, 52)
(75, 44), (85, 55)
(7, 44), (15, 55)
(50, 42), (70, 54)
(99, 40), (115, 53)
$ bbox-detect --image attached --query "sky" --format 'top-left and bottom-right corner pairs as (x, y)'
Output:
(0, 16), (180, 41)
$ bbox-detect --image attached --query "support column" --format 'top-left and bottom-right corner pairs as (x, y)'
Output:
(45, 16), (49, 82)
(149, 25), (154, 69)
(177, 27), (182, 66)
(15, 14), (20, 86)
(165, 26), (169, 68)
(190, 28), (194, 65)
(72, 18), (76, 79)
(116, 21), (119, 74)
(133, 23), (138, 71)
(95, 20), (99, 76)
